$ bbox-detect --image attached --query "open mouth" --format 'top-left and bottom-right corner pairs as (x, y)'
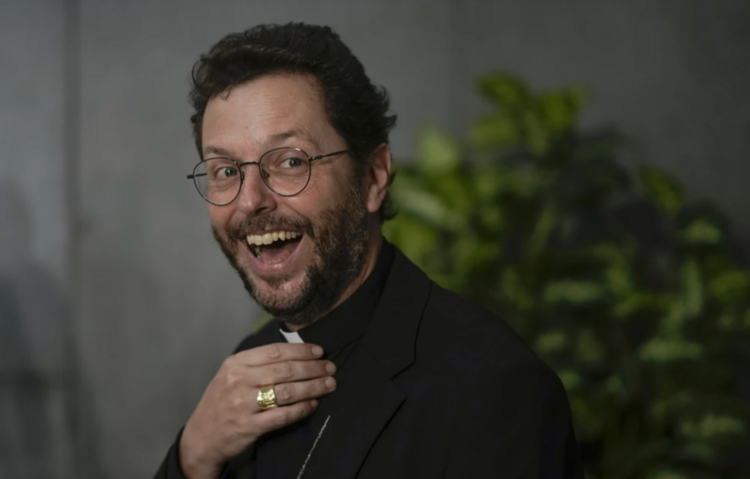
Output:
(246, 230), (304, 265)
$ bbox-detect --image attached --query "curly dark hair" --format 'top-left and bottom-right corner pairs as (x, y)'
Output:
(189, 22), (397, 221)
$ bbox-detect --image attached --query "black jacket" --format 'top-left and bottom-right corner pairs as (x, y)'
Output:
(155, 247), (582, 478)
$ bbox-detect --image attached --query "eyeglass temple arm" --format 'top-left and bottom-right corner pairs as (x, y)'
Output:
(309, 149), (350, 161)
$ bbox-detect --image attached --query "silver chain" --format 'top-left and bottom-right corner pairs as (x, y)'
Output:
(296, 415), (331, 479)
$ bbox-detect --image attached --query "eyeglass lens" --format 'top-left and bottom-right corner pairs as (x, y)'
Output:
(192, 148), (311, 204)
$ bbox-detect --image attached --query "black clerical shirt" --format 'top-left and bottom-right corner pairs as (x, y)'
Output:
(224, 241), (395, 478)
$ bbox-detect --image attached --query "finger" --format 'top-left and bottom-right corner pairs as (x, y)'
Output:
(233, 343), (324, 367)
(272, 377), (337, 407)
(252, 360), (336, 387)
(254, 400), (319, 433)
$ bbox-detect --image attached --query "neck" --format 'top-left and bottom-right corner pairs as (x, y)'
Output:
(285, 226), (383, 332)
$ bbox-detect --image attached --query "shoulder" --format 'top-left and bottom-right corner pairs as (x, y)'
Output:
(415, 286), (581, 476)
(417, 282), (560, 392)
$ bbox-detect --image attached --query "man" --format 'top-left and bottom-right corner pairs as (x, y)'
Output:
(156, 23), (581, 479)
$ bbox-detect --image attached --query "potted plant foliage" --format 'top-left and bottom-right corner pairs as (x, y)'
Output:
(384, 73), (750, 479)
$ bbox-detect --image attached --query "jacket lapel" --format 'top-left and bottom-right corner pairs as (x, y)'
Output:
(292, 247), (433, 479)
(295, 345), (404, 478)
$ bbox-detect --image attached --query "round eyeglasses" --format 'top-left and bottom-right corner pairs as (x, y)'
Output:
(187, 147), (350, 205)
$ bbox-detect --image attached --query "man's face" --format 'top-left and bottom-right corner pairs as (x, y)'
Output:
(202, 74), (369, 324)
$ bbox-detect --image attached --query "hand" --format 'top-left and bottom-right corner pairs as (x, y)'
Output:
(179, 343), (337, 479)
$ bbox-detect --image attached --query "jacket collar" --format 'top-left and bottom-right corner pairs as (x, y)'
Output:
(362, 246), (431, 377)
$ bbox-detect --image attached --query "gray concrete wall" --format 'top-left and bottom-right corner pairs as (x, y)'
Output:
(0, 1), (76, 478)
(1, 1), (749, 478)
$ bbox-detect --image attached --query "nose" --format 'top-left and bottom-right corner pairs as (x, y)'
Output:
(234, 163), (276, 216)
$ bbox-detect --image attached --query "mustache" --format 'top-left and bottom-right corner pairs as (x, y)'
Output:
(227, 214), (315, 241)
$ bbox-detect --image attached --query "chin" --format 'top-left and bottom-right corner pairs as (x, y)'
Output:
(245, 268), (307, 306)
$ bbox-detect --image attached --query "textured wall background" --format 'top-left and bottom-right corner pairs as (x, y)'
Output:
(1, 1), (748, 478)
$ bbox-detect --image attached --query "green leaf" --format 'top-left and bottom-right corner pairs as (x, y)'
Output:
(613, 292), (665, 317)
(718, 312), (739, 331)
(535, 330), (568, 354)
(537, 89), (586, 134)
(638, 337), (703, 362)
(473, 169), (503, 200)
(577, 330), (604, 364)
(680, 258), (703, 319)
(500, 268), (534, 312)
(500, 166), (545, 198)
(604, 375), (624, 394)
(543, 280), (606, 305)
(659, 259), (703, 335)
(478, 205), (505, 233)
(681, 218), (723, 245)
(417, 128), (462, 175)
(676, 442), (716, 463)
(430, 174), (473, 216)
(522, 110), (550, 156)
(709, 269), (750, 305)
(390, 181), (460, 230)
(558, 369), (583, 391)
(605, 261), (633, 297)
(470, 114), (519, 149)
(477, 73), (529, 109)
(527, 204), (557, 260)
(450, 234), (497, 284)
(638, 164), (684, 217)
(679, 414), (745, 440)
(382, 216), (439, 273)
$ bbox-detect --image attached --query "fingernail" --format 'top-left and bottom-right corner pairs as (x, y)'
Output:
(325, 362), (336, 374)
(312, 345), (324, 356)
(311, 399), (319, 408)
(325, 377), (336, 390)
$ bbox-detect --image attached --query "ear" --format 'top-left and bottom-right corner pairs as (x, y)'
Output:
(364, 143), (392, 214)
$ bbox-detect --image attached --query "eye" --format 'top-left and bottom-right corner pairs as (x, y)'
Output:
(280, 156), (304, 169)
(214, 165), (238, 179)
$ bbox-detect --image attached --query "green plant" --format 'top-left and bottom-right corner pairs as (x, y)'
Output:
(384, 73), (750, 479)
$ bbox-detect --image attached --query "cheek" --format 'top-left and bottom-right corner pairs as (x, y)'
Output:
(289, 179), (347, 220)
(309, 167), (356, 203)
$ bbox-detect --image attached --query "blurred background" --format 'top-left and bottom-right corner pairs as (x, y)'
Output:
(1, 1), (749, 478)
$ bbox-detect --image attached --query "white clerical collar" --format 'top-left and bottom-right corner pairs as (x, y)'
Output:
(280, 328), (304, 343)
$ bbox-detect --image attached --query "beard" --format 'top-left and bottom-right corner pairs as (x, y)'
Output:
(212, 181), (369, 326)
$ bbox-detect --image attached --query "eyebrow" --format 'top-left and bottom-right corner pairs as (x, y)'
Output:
(203, 145), (233, 158)
(202, 129), (321, 159)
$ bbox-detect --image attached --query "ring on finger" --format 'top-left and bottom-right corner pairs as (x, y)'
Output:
(257, 386), (277, 410)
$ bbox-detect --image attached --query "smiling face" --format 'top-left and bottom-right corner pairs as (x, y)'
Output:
(203, 74), (373, 325)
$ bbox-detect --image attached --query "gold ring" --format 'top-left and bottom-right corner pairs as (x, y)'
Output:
(257, 386), (277, 410)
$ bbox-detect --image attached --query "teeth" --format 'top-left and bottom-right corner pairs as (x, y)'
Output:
(245, 231), (301, 247)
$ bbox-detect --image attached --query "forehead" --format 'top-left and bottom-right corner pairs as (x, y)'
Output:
(202, 74), (331, 155)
